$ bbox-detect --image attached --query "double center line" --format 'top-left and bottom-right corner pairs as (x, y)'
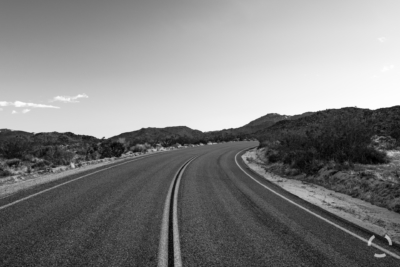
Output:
(158, 156), (198, 267)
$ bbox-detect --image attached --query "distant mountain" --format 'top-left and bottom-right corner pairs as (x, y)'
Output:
(110, 126), (205, 145)
(108, 112), (314, 145)
(13, 106), (397, 148)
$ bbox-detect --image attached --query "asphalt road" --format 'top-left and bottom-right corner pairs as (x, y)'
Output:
(1, 141), (399, 266)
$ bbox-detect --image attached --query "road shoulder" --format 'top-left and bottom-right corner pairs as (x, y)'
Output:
(242, 148), (400, 246)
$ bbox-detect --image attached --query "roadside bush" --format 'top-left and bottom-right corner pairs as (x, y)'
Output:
(0, 137), (32, 159)
(31, 160), (52, 169)
(263, 113), (388, 174)
(99, 141), (125, 158)
(6, 158), (21, 168)
(130, 144), (147, 153)
(110, 142), (124, 157)
(268, 153), (281, 163)
(0, 167), (12, 177)
(33, 145), (75, 166)
(85, 143), (101, 160)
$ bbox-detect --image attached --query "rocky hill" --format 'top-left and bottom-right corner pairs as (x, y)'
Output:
(0, 129), (99, 145)
(235, 112), (314, 134)
(110, 126), (206, 146)
(256, 106), (400, 143)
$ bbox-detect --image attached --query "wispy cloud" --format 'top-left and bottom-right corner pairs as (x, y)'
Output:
(0, 101), (59, 109)
(0, 107), (3, 111)
(52, 93), (89, 103)
(381, 65), (395, 72)
(22, 109), (31, 114)
(12, 110), (17, 114)
(378, 37), (387, 43)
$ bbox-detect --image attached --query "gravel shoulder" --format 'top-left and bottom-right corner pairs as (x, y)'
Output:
(242, 148), (400, 245)
(0, 151), (165, 199)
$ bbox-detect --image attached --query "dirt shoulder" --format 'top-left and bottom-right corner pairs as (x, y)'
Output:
(242, 148), (400, 246)
(0, 151), (165, 199)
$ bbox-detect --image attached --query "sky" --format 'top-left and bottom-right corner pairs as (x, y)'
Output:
(1, 0), (399, 138)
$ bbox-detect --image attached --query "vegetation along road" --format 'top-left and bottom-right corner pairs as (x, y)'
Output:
(0, 142), (399, 266)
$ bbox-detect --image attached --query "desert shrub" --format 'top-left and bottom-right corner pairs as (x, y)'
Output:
(0, 167), (12, 177)
(109, 142), (124, 157)
(85, 143), (101, 160)
(33, 145), (75, 166)
(6, 158), (21, 167)
(31, 160), (51, 169)
(130, 144), (147, 153)
(268, 153), (281, 163)
(262, 113), (387, 174)
(388, 198), (400, 213)
(99, 141), (125, 158)
(0, 137), (33, 159)
(350, 146), (387, 164)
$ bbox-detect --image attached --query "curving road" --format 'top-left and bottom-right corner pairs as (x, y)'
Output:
(0, 141), (399, 266)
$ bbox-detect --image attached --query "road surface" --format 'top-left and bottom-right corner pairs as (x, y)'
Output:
(1, 141), (399, 266)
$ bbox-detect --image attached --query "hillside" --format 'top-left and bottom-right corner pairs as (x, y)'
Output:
(0, 129), (99, 145)
(110, 126), (206, 145)
(256, 106), (400, 142)
(255, 105), (400, 177)
(0, 129), (33, 141)
(236, 111), (314, 134)
(252, 106), (400, 214)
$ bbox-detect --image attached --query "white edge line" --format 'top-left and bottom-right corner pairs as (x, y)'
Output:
(173, 156), (197, 267)
(235, 148), (400, 260)
(0, 153), (158, 211)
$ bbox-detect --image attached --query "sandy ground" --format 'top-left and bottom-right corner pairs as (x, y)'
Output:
(242, 148), (400, 245)
(0, 151), (164, 199)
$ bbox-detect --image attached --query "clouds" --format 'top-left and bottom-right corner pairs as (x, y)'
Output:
(378, 37), (387, 43)
(0, 100), (59, 114)
(52, 93), (88, 103)
(1, 93), (88, 114)
(381, 65), (395, 73)
(0, 101), (59, 109)
(10, 109), (31, 115)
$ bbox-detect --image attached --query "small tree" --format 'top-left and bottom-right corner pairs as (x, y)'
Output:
(0, 137), (32, 159)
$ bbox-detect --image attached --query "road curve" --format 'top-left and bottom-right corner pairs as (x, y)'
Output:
(0, 142), (251, 266)
(1, 141), (399, 266)
(179, 142), (400, 266)
(0, 146), (200, 266)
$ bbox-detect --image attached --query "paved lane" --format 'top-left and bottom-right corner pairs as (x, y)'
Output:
(2, 141), (399, 266)
(179, 142), (400, 266)
(0, 148), (201, 266)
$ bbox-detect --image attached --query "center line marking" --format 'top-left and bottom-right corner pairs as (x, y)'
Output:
(158, 156), (198, 267)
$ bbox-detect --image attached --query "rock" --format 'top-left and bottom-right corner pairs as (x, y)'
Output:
(70, 162), (75, 169)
